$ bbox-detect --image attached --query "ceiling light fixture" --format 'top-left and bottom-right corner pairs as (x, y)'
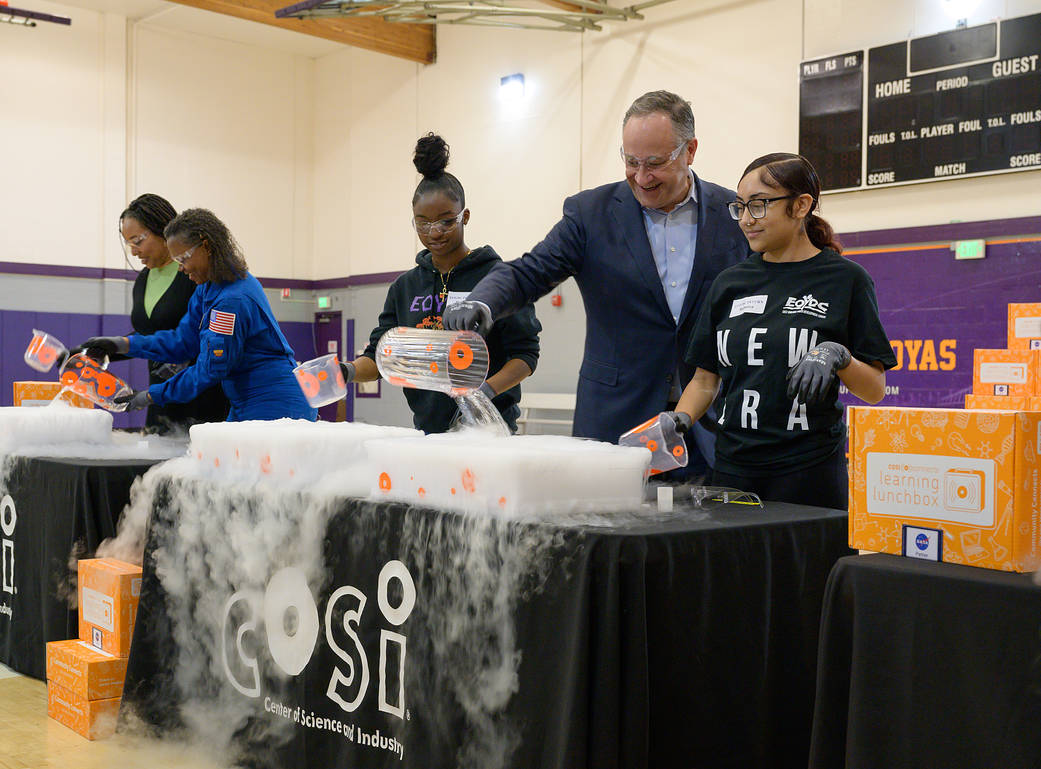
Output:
(274, 0), (680, 33)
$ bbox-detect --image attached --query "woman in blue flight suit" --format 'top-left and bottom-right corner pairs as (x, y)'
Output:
(76, 208), (317, 422)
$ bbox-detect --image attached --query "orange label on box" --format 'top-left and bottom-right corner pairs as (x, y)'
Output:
(1007, 303), (1041, 351)
(849, 406), (1041, 572)
(78, 558), (142, 658)
(972, 349), (1039, 397)
(47, 680), (120, 740)
(46, 639), (128, 700)
(12, 381), (93, 408)
(966, 393), (1028, 410)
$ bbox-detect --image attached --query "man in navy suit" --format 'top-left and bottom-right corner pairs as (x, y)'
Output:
(444, 90), (749, 476)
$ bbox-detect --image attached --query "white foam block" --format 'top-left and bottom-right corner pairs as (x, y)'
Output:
(0, 405), (112, 453)
(366, 431), (651, 517)
(188, 419), (421, 495)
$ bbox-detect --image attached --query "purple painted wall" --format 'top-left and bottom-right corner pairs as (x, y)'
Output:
(1, 310), (316, 427)
(843, 238), (1041, 408)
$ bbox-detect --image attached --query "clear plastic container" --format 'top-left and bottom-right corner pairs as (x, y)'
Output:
(293, 353), (347, 408)
(58, 352), (132, 412)
(24, 329), (68, 373)
(376, 328), (489, 395)
(618, 412), (689, 475)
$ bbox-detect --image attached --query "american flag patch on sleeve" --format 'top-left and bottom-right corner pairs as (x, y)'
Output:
(209, 309), (236, 335)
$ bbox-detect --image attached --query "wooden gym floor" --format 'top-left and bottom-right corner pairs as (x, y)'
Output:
(0, 664), (227, 769)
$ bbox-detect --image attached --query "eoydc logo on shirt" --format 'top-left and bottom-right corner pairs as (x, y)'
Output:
(783, 294), (829, 318)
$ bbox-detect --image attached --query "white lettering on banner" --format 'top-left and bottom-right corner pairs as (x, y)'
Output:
(729, 295), (768, 318)
(1011, 110), (1041, 125)
(221, 560), (415, 721)
(741, 390), (759, 429)
(934, 163), (966, 176)
(1, 494), (15, 597)
(788, 328), (819, 367)
(747, 328), (766, 366)
(264, 568), (320, 676)
(326, 586), (369, 713)
(717, 330), (732, 367)
(787, 399), (809, 431)
(865, 453), (995, 527)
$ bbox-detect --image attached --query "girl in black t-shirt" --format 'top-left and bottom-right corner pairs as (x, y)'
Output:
(670, 153), (896, 509)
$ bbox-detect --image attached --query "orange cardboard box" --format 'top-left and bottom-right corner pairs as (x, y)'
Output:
(849, 406), (1041, 573)
(78, 559), (142, 657)
(1031, 397), (1041, 411)
(46, 640), (128, 700)
(12, 381), (93, 408)
(47, 680), (120, 740)
(972, 349), (1039, 397)
(1008, 303), (1041, 351)
(965, 393), (1028, 410)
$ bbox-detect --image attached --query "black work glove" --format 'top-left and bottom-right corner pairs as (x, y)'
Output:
(340, 360), (356, 383)
(663, 411), (692, 433)
(786, 341), (851, 405)
(442, 300), (493, 337)
(113, 390), (152, 411)
(71, 336), (129, 362)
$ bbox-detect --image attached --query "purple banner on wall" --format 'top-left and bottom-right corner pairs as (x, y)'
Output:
(843, 238), (1041, 408)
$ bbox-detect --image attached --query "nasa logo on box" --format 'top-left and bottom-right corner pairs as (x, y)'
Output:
(994, 384), (1009, 396)
(91, 626), (102, 649)
(903, 525), (943, 562)
(1031, 340), (1041, 350)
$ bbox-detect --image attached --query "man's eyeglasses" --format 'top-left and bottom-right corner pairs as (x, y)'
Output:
(171, 244), (198, 265)
(727, 196), (795, 220)
(413, 211), (464, 235)
(620, 142), (687, 172)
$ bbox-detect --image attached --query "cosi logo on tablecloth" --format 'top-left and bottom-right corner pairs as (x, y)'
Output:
(1, 495), (15, 620)
(222, 560), (415, 720)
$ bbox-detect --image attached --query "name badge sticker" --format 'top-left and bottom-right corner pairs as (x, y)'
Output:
(902, 524), (943, 562)
(730, 295), (768, 317)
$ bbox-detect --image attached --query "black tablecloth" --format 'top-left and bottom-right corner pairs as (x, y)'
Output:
(810, 553), (1041, 769)
(122, 480), (852, 769)
(0, 455), (158, 679)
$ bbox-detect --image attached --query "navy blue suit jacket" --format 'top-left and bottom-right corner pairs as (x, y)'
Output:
(468, 174), (749, 448)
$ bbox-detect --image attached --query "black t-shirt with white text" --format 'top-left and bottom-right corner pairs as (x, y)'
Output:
(686, 248), (896, 474)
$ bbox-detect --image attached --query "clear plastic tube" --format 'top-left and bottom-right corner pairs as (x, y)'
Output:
(376, 328), (489, 395)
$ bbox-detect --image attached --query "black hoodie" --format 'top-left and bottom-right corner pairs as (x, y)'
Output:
(362, 245), (541, 433)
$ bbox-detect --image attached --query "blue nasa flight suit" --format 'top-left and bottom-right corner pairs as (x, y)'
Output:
(127, 273), (317, 422)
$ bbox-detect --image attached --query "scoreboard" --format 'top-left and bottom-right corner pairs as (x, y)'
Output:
(799, 11), (1041, 192)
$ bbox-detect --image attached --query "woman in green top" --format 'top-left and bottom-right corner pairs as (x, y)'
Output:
(120, 194), (228, 432)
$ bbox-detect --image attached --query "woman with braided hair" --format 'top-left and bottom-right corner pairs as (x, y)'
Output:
(118, 193), (229, 431)
(76, 208), (316, 422)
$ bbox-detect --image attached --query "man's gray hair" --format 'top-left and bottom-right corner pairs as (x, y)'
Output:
(623, 90), (696, 142)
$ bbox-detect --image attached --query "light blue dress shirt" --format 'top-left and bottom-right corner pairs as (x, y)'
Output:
(640, 168), (699, 324)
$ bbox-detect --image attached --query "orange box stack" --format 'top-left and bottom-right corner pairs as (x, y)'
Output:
(964, 304), (1041, 410)
(848, 406), (1041, 572)
(46, 558), (142, 740)
(12, 381), (93, 408)
(1007, 303), (1041, 351)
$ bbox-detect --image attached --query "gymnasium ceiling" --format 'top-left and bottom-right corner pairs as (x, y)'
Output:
(38, 0), (676, 63)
